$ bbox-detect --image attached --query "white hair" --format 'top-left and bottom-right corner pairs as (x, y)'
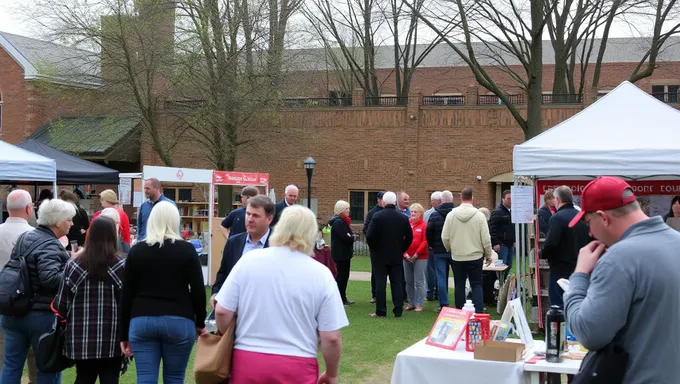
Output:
(144, 201), (182, 247)
(383, 191), (397, 205)
(7, 190), (32, 211)
(285, 185), (299, 194)
(270, 205), (318, 255)
(430, 191), (442, 201)
(334, 200), (350, 216)
(441, 190), (454, 202)
(100, 208), (120, 224)
(37, 199), (76, 227)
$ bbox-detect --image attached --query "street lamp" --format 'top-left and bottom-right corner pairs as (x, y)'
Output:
(303, 157), (316, 209)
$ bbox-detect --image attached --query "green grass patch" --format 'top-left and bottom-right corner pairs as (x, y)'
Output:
(350, 254), (372, 272)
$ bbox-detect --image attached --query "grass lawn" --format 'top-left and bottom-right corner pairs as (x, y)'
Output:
(350, 254), (372, 272)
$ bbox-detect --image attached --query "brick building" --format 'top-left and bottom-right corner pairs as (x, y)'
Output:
(2, 30), (680, 220)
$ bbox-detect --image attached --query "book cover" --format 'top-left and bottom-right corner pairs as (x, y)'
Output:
(425, 308), (473, 350)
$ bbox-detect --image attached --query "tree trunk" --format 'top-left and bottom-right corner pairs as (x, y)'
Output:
(526, 0), (545, 140)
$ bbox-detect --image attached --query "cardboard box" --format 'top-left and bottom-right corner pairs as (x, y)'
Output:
(473, 340), (525, 362)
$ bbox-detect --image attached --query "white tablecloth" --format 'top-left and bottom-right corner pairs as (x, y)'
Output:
(391, 338), (525, 384)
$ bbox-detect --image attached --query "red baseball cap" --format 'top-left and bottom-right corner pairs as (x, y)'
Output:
(568, 176), (638, 228)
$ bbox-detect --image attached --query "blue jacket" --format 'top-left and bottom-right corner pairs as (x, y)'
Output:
(136, 195), (177, 240)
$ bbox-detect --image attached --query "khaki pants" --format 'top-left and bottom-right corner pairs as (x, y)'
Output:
(0, 327), (38, 383)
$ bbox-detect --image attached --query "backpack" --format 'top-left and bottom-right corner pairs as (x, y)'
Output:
(0, 232), (47, 317)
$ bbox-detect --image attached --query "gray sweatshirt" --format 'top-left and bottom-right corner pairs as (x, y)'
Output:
(565, 216), (680, 384)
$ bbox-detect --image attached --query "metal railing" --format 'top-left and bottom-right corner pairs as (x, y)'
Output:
(422, 95), (465, 106)
(364, 96), (408, 107)
(542, 94), (582, 104)
(353, 232), (370, 256)
(282, 97), (352, 108)
(478, 94), (525, 105)
(652, 92), (679, 103)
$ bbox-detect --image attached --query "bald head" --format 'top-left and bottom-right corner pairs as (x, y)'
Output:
(284, 185), (298, 205)
(7, 190), (33, 220)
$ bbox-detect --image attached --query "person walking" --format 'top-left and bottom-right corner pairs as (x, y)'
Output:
(403, 203), (428, 312)
(366, 192), (413, 318)
(119, 201), (206, 384)
(426, 190), (455, 310)
(441, 188), (491, 313)
(214, 205), (348, 384)
(0, 198), (74, 384)
(565, 176), (680, 383)
(0, 190), (38, 383)
(54, 216), (126, 384)
(329, 200), (355, 305)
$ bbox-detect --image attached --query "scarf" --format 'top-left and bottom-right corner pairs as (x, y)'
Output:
(342, 215), (352, 227)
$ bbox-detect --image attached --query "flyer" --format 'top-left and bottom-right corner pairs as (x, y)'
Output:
(425, 308), (473, 350)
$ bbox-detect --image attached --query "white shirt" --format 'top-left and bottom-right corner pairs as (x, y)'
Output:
(0, 218), (34, 267)
(216, 246), (349, 358)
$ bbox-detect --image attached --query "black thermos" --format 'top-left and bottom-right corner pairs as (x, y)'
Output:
(545, 305), (565, 363)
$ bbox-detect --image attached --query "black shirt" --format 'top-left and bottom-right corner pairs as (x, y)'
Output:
(119, 239), (206, 341)
(221, 207), (246, 238)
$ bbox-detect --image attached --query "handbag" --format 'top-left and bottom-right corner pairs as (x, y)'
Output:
(35, 300), (74, 373)
(571, 342), (629, 384)
(194, 316), (236, 384)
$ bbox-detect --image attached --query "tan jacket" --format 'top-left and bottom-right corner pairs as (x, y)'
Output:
(441, 203), (492, 262)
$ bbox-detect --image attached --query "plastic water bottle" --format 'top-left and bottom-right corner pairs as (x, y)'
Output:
(462, 300), (475, 341)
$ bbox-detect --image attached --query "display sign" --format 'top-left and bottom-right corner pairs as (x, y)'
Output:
(119, 178), (132, 205)
(425, 308), (473, 350)
(143, 165), (213, 184)
(511, 186), (534, 224)
(213, 171), (269, 186)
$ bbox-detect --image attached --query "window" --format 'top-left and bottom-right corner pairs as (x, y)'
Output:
(433, 92), (464, 105)
(178, 188), (192, 201)
(163, 188), (176, 201)
(652, 84), (679, 103)
(348, 190), (381, 224)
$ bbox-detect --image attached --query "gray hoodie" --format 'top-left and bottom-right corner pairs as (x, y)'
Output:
(441, 203), (492, 262)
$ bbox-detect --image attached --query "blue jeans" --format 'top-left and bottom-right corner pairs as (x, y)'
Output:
(426, 248), (437, 299)
(129, 316), (195, 384)
(0, 312), (61, 384)
(452, 258), (484, 313)
(498, 245), (514, 275)
(434, 253), (453, 307)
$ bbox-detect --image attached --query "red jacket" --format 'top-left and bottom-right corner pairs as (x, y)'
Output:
(405, 218), (428, 259)
(89, 207), (131, 244)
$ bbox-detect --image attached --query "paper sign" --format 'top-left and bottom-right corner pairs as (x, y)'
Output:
(509, 298), (534, 348)
(119, 178), (132, 205)
(511, 186), (534, 224)
(133, 192), (143, 208)
(425, 307), (473, 350)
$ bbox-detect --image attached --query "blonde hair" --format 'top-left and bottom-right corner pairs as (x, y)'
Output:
(144, 201), (182, 247)
(334, 200), (350, 216)
(100, 189), (118, 205)
(270, 205), (318, 255)
(409, 203), (425, 214)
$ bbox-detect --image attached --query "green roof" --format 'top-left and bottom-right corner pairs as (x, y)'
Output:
(30, 117), (140, 156)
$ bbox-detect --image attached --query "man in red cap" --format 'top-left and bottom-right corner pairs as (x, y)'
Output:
(564, 176), (680, 383)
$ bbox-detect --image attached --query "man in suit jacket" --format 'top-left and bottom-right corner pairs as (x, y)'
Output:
(271, 184), (299, 226)
(366, 192), (413, 318)
(211, 195), (275, 308)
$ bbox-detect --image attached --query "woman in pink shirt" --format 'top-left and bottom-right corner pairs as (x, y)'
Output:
(404, 203), (428, 312)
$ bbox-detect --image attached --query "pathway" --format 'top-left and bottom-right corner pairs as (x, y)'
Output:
(350, 271), (455, 286)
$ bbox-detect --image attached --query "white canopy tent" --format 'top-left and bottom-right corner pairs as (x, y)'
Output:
(0, 139), (57, 191)
(513, 81), (680, 178)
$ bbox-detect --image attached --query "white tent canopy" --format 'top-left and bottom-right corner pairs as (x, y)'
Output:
(513, 81), (680, 177)
(0, 139), (56, 182)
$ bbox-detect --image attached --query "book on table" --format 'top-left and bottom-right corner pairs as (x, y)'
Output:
(425, 308), (473, 350)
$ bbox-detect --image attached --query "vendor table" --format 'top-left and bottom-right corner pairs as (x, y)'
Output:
(484, 264), (509, 289)
(391, 338), (525, 384)
(523, 355), (581, 384)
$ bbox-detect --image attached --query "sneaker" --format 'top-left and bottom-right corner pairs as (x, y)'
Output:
(370, 297), (376, 303)
(343, 300), (355, 306)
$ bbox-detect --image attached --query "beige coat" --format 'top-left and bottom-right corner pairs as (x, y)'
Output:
(441, 203), (492, 262)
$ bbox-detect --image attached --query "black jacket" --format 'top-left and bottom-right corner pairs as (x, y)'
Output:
(366, 205), (413, 265)
(67, 205), (90, 248)
(212, 232), (270, 295)
(363, 205), (383, 235)
(541, 204), (592, 277)
(11, 226), (70, 312)
(537, 205), (553, 238)
(271, 199), (289, 227)
(329, 216), (354, 263)
(426, 202), (455, 254)
(489, 203), (515, 247)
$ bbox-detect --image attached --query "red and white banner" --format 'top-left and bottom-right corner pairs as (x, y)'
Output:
(213, 171), (269, 186)
(537, 180), (680, 196)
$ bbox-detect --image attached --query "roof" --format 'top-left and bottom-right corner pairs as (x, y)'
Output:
(30, 116), (141, 158)
(18, 139), (119, 184)
(285, 37), (680, 71)
(0, 139), (56, 182)
(0, 31), (101, 87)
(513, 81), (680, 177)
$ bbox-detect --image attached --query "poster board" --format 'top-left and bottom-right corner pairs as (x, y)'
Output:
(119, 178), (132, 205)
(425, 308), (473, 350)
(511, 186), (534, 223)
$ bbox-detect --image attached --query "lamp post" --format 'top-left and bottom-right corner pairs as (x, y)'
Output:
(303, 157), (316, 209)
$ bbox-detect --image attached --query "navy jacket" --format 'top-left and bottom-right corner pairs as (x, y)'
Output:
(211, 232), (270, 294)
(541, 204), (591, 276)
(366, 205), (413, 265)
(426, 202), (455, 254)
(271, 199), (290, 227)
(329, 216), (354, 263)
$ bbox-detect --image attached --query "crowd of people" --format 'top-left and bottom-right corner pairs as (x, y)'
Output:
(2, 176), (680, 384)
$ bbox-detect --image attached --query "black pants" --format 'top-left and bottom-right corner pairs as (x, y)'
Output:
(75, 356), (123, 384)
(370, 251), (376, 298)
(452, 258), (484, 312)
(335, 260), (351, 302)
(372, 258), (404, 317)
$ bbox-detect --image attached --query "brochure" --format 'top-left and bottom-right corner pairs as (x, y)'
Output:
(425, 307), (473, 350)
